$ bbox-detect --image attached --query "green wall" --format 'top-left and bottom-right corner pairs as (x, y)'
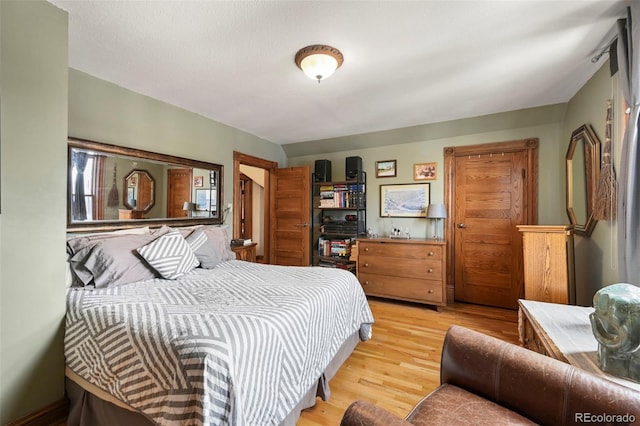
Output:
(563, 62), (621, 305)
(289, 105), (568, 242)
(0, 1), (68, 423)
(69, 69), (288, 212)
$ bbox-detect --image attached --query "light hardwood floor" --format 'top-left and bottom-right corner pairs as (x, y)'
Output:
(298, 297), (519, 425)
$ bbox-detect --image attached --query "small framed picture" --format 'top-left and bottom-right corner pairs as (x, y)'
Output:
(375, 160), (397, 178)
(414, 162), (437, 181)
(194, 176), (204, 187)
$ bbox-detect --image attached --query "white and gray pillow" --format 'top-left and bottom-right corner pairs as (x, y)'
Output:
(137, 229), (199, 279)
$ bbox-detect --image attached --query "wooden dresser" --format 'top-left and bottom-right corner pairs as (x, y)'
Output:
(357, 238), (446, 309)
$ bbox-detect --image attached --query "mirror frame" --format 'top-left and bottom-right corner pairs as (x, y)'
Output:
(122, 169), (155, 212)
(565, 124), (600, 237)
(68, 137), (224, 232)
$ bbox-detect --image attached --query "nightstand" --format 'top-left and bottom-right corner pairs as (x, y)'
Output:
(231, 242), (257, 262)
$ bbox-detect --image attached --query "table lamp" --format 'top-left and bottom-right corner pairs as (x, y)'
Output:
(183, 201), (196, 218)
(426, 204), (447, 240)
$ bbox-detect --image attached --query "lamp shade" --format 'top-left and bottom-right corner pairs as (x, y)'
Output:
(426, 204), (447, 219)
(295, 45), (344, 83)
(183, 201), (196, 211)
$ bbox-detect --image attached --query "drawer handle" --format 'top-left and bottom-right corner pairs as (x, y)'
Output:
(428, 289), (434, 294)
(363, 281), (370, 286)
(364, 247), (370, 252)
(428, 268), (433, 273)
(363, 263), (369, 267)
(428, 251), (434, 256)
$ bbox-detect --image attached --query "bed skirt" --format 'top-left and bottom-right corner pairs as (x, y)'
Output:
(66, 331), (360, 425)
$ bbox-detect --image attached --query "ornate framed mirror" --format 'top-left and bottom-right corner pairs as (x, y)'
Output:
(566, 124), (600, 237)
(123, 169), (155, 212)
(68, 138), (224, 231)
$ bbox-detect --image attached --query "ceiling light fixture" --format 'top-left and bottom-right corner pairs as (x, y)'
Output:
(295, 45), (344, 83)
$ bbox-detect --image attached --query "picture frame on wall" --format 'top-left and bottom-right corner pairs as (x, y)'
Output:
(375, 160), (397, 178)
(414, 162), (437, 180)
(195, 189), (211, 211)
(380, 183), (430, 217)
(194, 176), (204, 187)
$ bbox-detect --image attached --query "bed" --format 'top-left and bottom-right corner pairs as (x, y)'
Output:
(64, 225), (374, 426)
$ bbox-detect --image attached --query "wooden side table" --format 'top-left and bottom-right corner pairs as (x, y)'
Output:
(518, 299), (640, 392)
(231, 242), (257, 262)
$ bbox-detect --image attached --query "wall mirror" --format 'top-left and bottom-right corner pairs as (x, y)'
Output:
(566, 124), (600, 237)
(68, 138), (223, 231)
(123, 169), (155, 212)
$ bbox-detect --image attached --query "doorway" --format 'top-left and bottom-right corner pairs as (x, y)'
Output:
(233, 152), (277, 263)
(444, 139), (538, 309)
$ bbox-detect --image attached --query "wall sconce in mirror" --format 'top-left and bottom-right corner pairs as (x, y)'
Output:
(566, 124), (600, 237)
(68, 138), (224, 232)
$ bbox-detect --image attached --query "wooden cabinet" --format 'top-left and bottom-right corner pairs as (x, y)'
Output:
(231, 242), (257, 262)
(517, 225), (575, 304)
(357, 238), (446, 309)
(118, 209), (144, 220)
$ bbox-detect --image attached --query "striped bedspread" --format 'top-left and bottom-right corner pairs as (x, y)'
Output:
(65, 260), (374, 425)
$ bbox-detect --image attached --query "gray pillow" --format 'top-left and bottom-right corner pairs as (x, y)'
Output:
(185, 228), (224, 268)
(69, 230), (170, 288)
(202, 226), (236, 261)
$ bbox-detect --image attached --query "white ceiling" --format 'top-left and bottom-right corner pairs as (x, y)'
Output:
(49, 0), (625, 145)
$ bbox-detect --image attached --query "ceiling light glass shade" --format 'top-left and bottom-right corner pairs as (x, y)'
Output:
(295, 45), (344, 83)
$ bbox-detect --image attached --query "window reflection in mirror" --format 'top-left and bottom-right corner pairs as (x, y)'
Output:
(68, 138), (223, 231)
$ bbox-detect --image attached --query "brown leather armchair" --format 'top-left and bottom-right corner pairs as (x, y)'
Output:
(341, 325), (640, 426)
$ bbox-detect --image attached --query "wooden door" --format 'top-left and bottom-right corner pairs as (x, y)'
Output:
(270, 166), (311, 266)
(167, 168), (192, 218)
(445, 139), (538, 310)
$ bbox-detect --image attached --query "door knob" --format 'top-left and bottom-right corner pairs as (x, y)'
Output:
(457, 223), (467, 228)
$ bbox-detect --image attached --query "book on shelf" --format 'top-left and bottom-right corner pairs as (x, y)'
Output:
(318, 237), (356, 258)
(317, 182), (366, 209)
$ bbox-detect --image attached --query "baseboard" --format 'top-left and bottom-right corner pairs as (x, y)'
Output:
(6, 398), (69, 426)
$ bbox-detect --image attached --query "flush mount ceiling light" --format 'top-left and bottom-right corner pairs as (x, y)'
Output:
(295, 44), (344, 83)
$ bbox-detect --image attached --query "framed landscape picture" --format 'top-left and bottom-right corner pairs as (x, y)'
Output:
(375, 160), (397, 178)
(195, 189), (211, 211)
(380, 183), (430, 217)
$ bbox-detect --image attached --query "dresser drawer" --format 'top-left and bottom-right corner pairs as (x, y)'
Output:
(358, 255), (442, 280)
(358, 242), (442, 260)
(359, 272), (444, 304)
